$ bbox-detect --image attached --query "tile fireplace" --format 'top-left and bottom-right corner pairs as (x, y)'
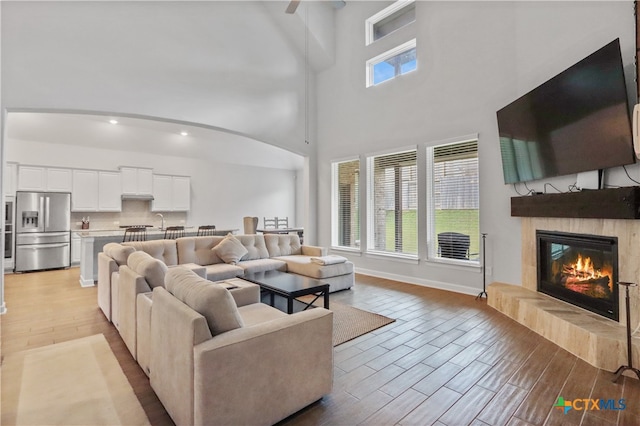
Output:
(537, 230), (619, 321)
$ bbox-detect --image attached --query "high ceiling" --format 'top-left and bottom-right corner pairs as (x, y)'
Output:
(6, 112), (305, 170)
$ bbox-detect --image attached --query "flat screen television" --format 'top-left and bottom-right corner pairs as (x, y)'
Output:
(497, 38), (635, 185)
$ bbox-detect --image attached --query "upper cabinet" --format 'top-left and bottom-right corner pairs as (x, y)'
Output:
(18, 166), (72, 192)
(152, 175), (191, 212)
(120, 167), (153, 196)
(98, 171), (122, 212)
(72, 169), (122, 212)
(4, 162), (17, 196)
(72, 169), (99, 211)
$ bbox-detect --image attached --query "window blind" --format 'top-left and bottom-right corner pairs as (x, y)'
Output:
(333, 160), (360, 248)
(429, 140), (479, 261)
(368, 149), (418, 255)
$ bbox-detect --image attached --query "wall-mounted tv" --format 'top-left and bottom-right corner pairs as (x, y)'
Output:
(497, 39), (635, 185)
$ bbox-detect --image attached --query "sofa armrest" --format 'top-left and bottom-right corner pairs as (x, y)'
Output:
(223, 279), (260, 307)
(97, 252), (118, 322)
(193, 308), (333, 425)
(301, 245), (327, 257)
(118, 265), (153, 359)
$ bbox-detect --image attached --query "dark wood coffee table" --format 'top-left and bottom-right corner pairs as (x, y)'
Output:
(242, 270), (329, 314)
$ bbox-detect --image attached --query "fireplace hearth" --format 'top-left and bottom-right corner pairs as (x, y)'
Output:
(537, 230), (619, 321)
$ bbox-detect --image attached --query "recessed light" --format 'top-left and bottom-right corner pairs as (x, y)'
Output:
(180, 131), (189, 136)
(109, 119), (118, 125)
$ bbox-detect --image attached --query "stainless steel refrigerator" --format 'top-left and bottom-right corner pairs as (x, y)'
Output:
(15, 191), (71, 272)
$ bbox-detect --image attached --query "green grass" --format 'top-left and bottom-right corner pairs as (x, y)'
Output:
(384, 209), (479, 257)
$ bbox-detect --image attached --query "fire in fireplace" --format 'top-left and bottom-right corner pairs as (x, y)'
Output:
(537, 230), (619, 321)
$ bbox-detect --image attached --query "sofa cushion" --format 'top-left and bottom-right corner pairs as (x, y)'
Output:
(128, 251), (168, 288)
(204, 264), (245, 281)
(264, 234), (302, 257)
(176, 236), (225, 266)
(235, 235), (270, 260)
(103, 243), (135, 266)
(213, 234), (248, 264)
(237, 303), (287, 327)
(237, 258), (287, 274)
(123, 239), (179, 266)
(274, 255), (354, 279)
(165, 267), (244, 335)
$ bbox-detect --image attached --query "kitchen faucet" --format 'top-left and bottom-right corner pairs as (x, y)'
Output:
(156, 213), (164, 230)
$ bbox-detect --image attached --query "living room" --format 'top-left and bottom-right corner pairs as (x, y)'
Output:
(2, 1), (640, 425)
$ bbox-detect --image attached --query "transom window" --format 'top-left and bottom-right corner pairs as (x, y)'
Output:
(366, 0), (416, 45)
(366, 39), (417, 87)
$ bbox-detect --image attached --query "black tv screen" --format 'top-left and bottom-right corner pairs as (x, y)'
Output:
(497, 39), (635, 185)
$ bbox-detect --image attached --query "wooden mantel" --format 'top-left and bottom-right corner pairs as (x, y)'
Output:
(511, 186), (640, 219)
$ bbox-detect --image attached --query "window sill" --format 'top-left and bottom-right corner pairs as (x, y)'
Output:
(331, 246), (362, 256)
(427, 256), (481, 271)
(366, 250), (419, 264)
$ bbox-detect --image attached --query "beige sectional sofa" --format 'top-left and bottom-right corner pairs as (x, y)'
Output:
(150, 268), (333, 426)
(97, 233), (354, 323)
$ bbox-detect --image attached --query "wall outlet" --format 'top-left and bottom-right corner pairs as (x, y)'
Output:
(113, 221), (119, 225)
(180, 220), (185, 224)
(485, 266), (493, 276)
(75, 221), (82, 226)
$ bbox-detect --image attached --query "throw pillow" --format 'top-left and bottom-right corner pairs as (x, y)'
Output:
(165, 267), (244, 335)
(213, 233), (248, 264)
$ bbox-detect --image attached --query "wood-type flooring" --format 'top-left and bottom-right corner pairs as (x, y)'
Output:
(2, 268), (639, 426)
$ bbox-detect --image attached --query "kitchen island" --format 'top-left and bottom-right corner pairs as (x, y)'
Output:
(76, 227), (238, 286)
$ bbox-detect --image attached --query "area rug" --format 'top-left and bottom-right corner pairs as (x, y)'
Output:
(1, 334), (150, 426)
(297, 297), (395, 346)
(330, 301), (395, 346)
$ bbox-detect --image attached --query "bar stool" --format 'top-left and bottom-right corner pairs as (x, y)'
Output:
(164, 226), (185, 239)
(263, 217), (277, 228)
(197, 225), (216, 236)
(123, 227), (147, 242)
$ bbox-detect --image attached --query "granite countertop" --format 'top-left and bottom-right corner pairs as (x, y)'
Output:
(73, 226), (194, 238)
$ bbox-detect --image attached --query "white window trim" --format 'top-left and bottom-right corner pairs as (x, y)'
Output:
(366, 39), (417, 88)
(365, 147), (418, 257)
(365, 0), (416, 46)
(424, 133), (480, 265)
(331, 157), (361, 249)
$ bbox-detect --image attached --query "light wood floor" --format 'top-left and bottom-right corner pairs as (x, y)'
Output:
(2, 268), (639, 426)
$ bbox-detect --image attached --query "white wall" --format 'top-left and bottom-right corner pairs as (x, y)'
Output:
(6, 137), (297, 231)
(316, 1), (637, 294)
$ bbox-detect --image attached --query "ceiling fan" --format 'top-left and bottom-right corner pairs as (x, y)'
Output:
(285, 0), (345, 14)
(285, 0), (301, 14)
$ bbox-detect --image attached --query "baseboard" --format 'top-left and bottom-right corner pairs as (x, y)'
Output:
(354, 267), (480, 296)
(79, 277), (95, 287)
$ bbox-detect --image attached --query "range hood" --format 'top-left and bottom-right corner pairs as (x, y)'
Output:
(121, 194), (154, 201)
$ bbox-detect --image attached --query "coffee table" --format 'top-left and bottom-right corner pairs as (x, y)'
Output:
(242, 270), (329, 314)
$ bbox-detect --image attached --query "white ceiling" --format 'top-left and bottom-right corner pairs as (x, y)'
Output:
(5, 112), (306, 170)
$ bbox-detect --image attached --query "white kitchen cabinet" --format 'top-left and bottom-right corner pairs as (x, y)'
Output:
(172, 176), (191, 211)
(120, 167), (153, 196)
(17, 166), (46, 191)
(18, 166), (73, 192)
(4, 162), (17, 196)
(98, 171), (122, 212)
(71, 232), (81, 264)
(72, 170), (99, 211)
(152, 175), (190, 211)
(151, 175), (173, 211)
(46, 168), (73, 192)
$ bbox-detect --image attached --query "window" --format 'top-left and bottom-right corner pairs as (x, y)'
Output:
(366, 39), (417, 87)
(366, 0), (416, 45)
(427, 139), (479, 263)
(332, 159), (360, 249)
(367, 149), (417, 256)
